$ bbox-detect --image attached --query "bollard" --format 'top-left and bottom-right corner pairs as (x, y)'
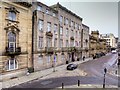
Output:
(103, 83), (105, 88)
(78, 80), (80, 86)
(62, 83), (64, 89)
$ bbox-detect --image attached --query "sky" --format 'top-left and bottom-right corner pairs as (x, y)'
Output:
(38, 0), (118, 37)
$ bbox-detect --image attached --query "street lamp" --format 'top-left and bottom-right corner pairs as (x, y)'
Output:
(103, 68), (107, 88)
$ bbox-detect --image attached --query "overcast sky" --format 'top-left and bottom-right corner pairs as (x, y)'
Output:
(38, 0), (118, 37)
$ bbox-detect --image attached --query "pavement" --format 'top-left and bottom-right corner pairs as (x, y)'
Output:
(1, 57), (92, 89)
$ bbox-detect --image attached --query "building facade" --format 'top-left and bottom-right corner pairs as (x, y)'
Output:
(32, 2), (59, 71)
(81, 24), (89, 58)
(100, 33), (116, 48)
(89, 31), (107, 57)
(32, 2), (84, 71)
(0, 1), (32, 80)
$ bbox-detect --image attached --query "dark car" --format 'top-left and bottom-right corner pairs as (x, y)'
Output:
(95, 53), (101, 58)
(67, 64), (78, 70)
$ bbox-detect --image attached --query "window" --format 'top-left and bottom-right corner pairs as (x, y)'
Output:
(38, 20), (43, 31)
(61, 55), (65, 61)
(6, 58), (18, 70)
(53, 12), (56, 17)
(54, 24), (57, 34)
(66, 18), (68, 25)
(75, 41), (78, 46)
(38, 56), (43, 64)
(60, 27), (63, 35)
(66, 40), (69, 47)
(60, 15), (63, 23)
(66, 28), (69, 36)
(73, 22), (75, 28)
(60, 39), (63, 47)
(47, 22), (51, 32)
(76, 31), (77, 37)
(46, 9), (49, 14)
(37, 5), (42, 11)
(69, 19), (71, 27)
(38, 37), (43, 48)
(46, 38), (52, 47)
(75, 23), (77, 29)
(70, 40), (74, 47)
(8, 32), (16, 52)
(47, 55), (51, 63)
(8, 11), (16, 21)
(54, 38), (57, 47)
(71, 21), (73, 27)
(71, 30), (74, 37)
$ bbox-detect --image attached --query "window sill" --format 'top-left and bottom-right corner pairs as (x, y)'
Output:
(5, 19), (19, 23)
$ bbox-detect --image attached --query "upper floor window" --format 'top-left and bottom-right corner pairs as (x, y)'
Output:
(54, 38), (57, 47)
(54, 24), (57, 34)
(66, 40), (69, 47)
(46, 38), (52, 47)
(66, 28), (69, 36)
(38, 37), (43, 49)
(8, 11), (16, 21)
(60, 39), (63, 47)
(38, 20), (43, 31)
(37, 5), (42, 11)
(71, 21), (73, 27)
(60, 15), (63, 23)
(65, 18), (68, 25)
(46, 9), (49, 14)
(60, 27), (63, 35)
(47, 22), (51, 32)
(8, 32), (16, 42)
(53, 12), (56, 17)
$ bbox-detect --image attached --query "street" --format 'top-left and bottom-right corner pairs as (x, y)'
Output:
(11, 53), (118, 88)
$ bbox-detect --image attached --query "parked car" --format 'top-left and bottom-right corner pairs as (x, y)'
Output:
(95, 53), (101, 58)
(66, 64), (78, 70)
(112, 50), (117, 54)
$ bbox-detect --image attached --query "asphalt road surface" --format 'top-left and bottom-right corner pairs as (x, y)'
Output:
(11, 53), (118, 88)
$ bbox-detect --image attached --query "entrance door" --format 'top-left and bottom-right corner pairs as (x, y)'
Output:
(72, 52), (74, 62)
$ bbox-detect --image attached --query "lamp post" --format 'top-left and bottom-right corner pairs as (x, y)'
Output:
(103, 68), (107, 88)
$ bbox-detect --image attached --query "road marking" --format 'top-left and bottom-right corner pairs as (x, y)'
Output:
(41, 80), (52, 85)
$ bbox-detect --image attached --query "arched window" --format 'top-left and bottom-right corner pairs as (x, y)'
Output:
(6, 58), (18, 70)
(8, 32), (16, 42)
(8, 11), (16, 21)
(8, 32), (16, 52)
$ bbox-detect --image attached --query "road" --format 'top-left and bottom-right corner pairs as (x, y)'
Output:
(11, 53), (118, 88)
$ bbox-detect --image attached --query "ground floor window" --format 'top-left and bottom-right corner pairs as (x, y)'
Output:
(47, 55), (51, 63)
(6, 58), (18, 70)
(38, 55), (43, 64)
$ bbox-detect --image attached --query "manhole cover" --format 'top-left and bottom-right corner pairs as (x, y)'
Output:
(41, 80), (52, 85)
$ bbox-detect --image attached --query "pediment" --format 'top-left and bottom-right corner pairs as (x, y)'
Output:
(4, 25), (20, 32)
(5, 7), (20, 13)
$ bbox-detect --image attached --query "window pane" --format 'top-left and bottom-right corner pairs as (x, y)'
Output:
(47, 22), (51, 32)
(60, 27), (63, 35)
(9, 11), (16, 21)
(38, 20), (43, 31)
(37, 6), (42, 11)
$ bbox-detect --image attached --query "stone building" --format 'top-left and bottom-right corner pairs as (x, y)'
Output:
(51, 3), (83, 63)
(0, 1), (32, 80)
(32, 2), (83, 71)
(89, 31), (107, 57)
(32, 2), (59, 71)
(81, 24), (89, 58)
(100, 33), (116, 48)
